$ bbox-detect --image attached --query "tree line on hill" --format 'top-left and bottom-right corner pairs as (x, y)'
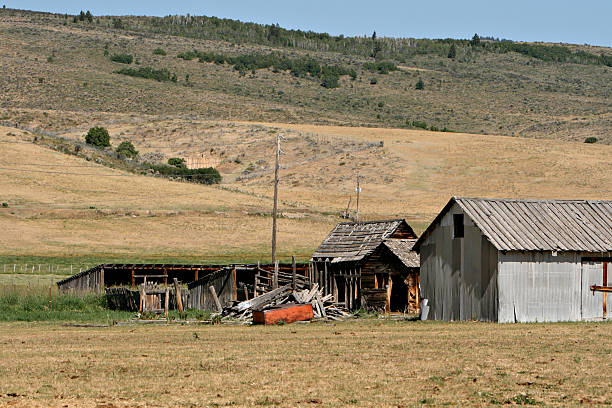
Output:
(99, 14), (612, 68)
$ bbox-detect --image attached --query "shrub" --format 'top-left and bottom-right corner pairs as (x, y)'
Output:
(112, 18), (123, 29)
(143, 163), (221, 184)
(411, 120), (428, 129)
(153, 48), (166, 56)
(115, 67), (175, 82)
(168, 157), (186, 168)
(415, 78), (425, 90)
(116, 141), (138, 158)
(364, 60), (398, 74)
(369, 77), (377, 85)
(85, 127), (110, 148)
(321, 75), (339, 89)
(110, 54), (133, 64)
(448, 43), (457, 59)
(584, 137), (598, 144)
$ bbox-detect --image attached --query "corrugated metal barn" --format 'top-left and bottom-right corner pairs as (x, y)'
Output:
(312, 219), (420, 312)
(414, 197), (612, 323)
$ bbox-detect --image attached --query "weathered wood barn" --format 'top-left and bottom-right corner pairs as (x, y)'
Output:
(311, 219), (420, 312)
(414, 197), (612, 323)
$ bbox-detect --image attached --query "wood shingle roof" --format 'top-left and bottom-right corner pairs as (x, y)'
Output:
(312, 219), (416, 262)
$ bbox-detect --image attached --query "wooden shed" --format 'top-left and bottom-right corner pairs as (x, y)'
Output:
(311, 219), (420, 313)
(414, 197), (612, 323)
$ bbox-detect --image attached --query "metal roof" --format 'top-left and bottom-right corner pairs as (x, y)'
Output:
(383, 239), (420, 268)
(415, 197), (612, 253)
(312, 219), (416, 262)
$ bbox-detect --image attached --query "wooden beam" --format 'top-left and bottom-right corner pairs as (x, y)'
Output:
(174, 278), (184, 313)
(232, 267), (238, 301)
(292, 256), (297, 291)
(100, 268), (105, 293)
(164, 287), (169, 318)
(209, 285), (223, 312)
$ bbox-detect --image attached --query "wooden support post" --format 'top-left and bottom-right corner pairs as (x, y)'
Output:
(232, 268), (238, 301)
(164, 287), (169, 317)
(324, 262), (329, 295)
(48, 286), (52, 311)
(313, 262), (318, 290)
(174, 278), (183, 313)
(244, 285), (249, 300)
(386, 276), (393, 314)
(253, 272), (258, 298)
(344, 271), (349, 309)
(292, 256), (297, 291)
(131, 269), (135, 288)
(273, 260), (279, 289)
(604, 262), (608, 320)
(194, 268), (199, 282)
(139, 285), (145, 312)
(163, 268), (168, 286)
(100, 268), (105, 293)
(209, 285), (223, 313)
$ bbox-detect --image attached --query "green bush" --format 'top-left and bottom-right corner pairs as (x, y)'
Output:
(116, 141), (138, 158)
(448, 43), (457, 59)
(363, 60), (398, 74)
(411, 120), (428, 129)
(153, 48), (167, 56)
(143, 163), (221, 184)
(369, 77), (377, 85)
(584, 137), (598, 144)
(110, 54), (133, 64)
(415, 78), (425, 90)
(321, 75), (339, 89)
(115, 67), (176, 82)
(85, 127), (110, 148)
(168, 157), (186, 168)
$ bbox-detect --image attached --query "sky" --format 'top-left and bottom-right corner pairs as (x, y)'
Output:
(7, 0), (612, 47)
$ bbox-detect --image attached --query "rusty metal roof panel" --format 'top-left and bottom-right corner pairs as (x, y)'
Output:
(455, 197), (612, 252)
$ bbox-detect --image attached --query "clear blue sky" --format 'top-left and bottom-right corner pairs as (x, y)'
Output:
(8, 0), (612, 47)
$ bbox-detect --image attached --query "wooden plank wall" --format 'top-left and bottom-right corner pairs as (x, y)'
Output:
(188, 270), (235, 311)
(58, 267), (104, 293)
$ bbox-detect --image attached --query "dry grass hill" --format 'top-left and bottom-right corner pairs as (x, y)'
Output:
(0, 8), (611, 267)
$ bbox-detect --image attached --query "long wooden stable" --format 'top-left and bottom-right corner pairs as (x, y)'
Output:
(56, 262), (310, 296)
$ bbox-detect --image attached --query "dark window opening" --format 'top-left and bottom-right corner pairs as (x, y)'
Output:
(453, 214), (464, 238)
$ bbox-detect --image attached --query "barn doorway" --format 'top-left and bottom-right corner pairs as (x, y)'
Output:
(389, 274), (409, 313)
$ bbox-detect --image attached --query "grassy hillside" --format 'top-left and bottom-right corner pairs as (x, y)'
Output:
(0, 8), (611, 268)
(0, 8), (610, 143)
(2, 120), (611, 266)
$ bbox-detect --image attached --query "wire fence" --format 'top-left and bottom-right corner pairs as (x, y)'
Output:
(1, 263), (91, 276)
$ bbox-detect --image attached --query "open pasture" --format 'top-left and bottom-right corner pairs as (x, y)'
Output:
(0, 320), (610, 407)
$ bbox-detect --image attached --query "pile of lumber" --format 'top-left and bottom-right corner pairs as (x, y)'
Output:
(222, 284), (350, 322)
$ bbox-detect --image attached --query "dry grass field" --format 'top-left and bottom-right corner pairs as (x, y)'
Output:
(0, 320), (610, 407)
(1, 119), (611, 266)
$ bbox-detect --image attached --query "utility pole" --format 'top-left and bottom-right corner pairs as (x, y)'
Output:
(355, 175), (361, 222)
(271, 133), (284, 264)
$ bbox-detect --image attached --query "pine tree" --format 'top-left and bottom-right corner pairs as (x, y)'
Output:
(448, 43), (457, 59)
(470, 33), (480, 47)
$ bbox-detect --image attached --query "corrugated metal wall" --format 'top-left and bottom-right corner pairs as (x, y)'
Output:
(420, 203), (498, 322)
(498, 253), (611, 322)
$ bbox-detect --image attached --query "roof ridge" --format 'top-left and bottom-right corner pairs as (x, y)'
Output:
(455, 196), (612, 204)
(337, 218), (405, 225)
